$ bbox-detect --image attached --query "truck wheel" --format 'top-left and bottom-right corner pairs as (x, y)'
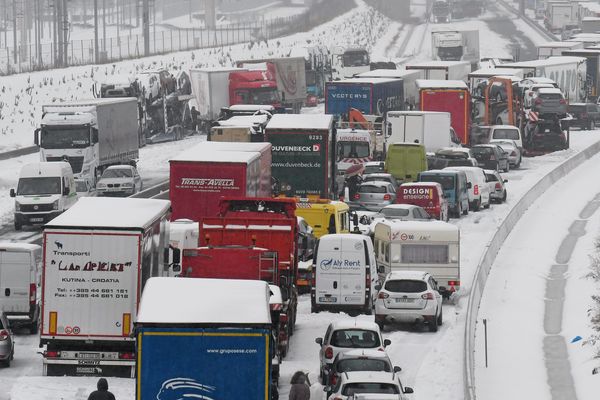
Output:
(14, 220), (22, 231)
(462, 203), (468, 215)
(311, 304), (320, 314)
(29, 319), (38, 335)
(365, 304), (373, 315)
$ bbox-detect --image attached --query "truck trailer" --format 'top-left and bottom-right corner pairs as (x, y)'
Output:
(405, 61), (471, 81)
(562, 49), (600, 100)
(385, 111), (457, 152)
(356, 69), (424, 110)
(40, 197), (175, 377)
(325, 78), (404, 117)
(35, 98), (140, 188)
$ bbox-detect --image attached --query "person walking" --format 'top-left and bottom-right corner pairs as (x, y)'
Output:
(88, 378), (116, 400)
(289, 371), (310, 400)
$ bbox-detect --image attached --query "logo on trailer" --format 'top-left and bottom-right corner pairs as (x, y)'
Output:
(157, 378), (216, 400)
(54, 241), (63, 249)
(319, 258), (333, 271)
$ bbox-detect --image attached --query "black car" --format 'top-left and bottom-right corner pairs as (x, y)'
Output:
(470, 144), (510, 172)
(568, 103), (600, 130)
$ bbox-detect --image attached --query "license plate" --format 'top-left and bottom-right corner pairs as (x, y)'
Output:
(319, 297), (337, 303)
(30, 218), (44, 222)
(395, 298), (414, 303)
(78, 353), (101, 359)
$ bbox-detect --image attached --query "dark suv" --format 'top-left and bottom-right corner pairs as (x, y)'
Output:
(569, 103), (600, 130)
(470, 144), (510, 172)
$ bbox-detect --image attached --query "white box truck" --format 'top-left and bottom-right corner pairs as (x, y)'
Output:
(431, 30), (480, 70)
(40, 197), (178, 377)
(405, 61), (471, 81)
(35, 98), (140, 189)
(385, 111), (459, 153)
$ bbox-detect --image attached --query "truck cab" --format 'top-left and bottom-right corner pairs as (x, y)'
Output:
(295, 199), (351, 239)
(10, 162), (77, 230)
(331, 46), (370, 80)
(229, 65), (281, 108)
(335, 129), (373, 174)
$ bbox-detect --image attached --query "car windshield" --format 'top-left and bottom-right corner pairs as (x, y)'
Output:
(338, 142), (370, 158)
(380, 208), (410, 218)
(385, 279), (427, 293)
(331, 329), (381, 348)
(364, 176), (391, 184)
(420, 175), (454, 190)
(102, 168), (132, 178)
(17, 177), (61, 195)
(75, 181), (88, 192)
(364, 165), (385, 174)
(445, 159), (473, 167)
(40, 126), (90, 149)
(492, 129), (519, 140)
(485, 173), (498, 182)
(359, 185), (388, 194)
(248, 87), (280, 104)
(539, 93), (563, 100)
(337, 359), (391, 373)
(342, 383), (399, 396)
(343, 51), (369, 67)
(471, 147), (494, 159)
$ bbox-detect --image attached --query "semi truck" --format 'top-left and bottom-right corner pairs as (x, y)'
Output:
(356, 69), (423, 110)
(265, 114), (335, 199)
(40, 197), (176, 377)
(405, 61), (471, 81)
(431, 30), (480, 69)
(330, 45), (371, 80)
(544, 1), (577, 33)
(169, 141), (272, 222)
(537, 41), (583, 59)
(416, 79), (471, 145)
(237, 58), (307, 113)
(386, 111), (458, 152)
(184, 197), (299, 362)
(582, 17), (600, 33)
(562, 49), (600, 101)
(325, 78), (404, 116)
(35, 98), (140, 188)
(135, 277), (273, 400)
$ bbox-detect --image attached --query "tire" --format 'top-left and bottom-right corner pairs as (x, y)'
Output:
(503, 162), (510, 173)
(462, 202), (468, 215)
(484, 200), (490, 209)
(437, 307), (443, 326)
(516, 157), (521, 169)
(311, 304), (320, 314)
(473, 199), (481, 212)
(591, 120), (596, 130)
(14, 219), (22, 231)
(428, 312), (439, 332)
(29, 319), (38, 335)
(502, 191), (507, 202)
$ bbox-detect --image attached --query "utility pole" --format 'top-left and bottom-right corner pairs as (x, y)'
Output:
(143, 0), (150, 56)
(205, 0), (216, 30)
(12, 0), (17, 64)
(94, 0), (99, 63)
(102, 0), (106, 55)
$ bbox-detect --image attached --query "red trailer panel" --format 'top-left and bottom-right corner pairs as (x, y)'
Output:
(419, 89), (470, 145)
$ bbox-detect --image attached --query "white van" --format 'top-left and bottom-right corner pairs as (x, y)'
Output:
(0, 242), (42, 333)
(374, 219), (460, 299)
(311, 234), (377, 315)
(445, 166), (490, 211)
(10, 162), (77, 230)
(488, 125), (523, 152)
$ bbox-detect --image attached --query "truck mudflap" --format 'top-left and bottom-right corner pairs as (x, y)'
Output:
(42, 357), (135, 378)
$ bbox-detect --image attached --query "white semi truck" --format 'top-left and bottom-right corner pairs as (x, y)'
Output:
(39, 197), (179, 377)
(35, 98), (140, 188)
(431, 30), (480, 70)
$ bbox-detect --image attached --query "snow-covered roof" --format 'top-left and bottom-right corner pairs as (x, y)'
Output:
(330, 318), (382, 331)
(171, 147), (260, 163)
(266, 114), (333, 130)
(363, 173), (394, 179)
(228, 104), (276, 112)
(0, 242), (41, 252)
(399, 182), (443, 189)
(503, 56), (586, 69)
(407, 60), (470, 68)
(468, 68), (523, 78)
(137, 277), (271, 324)
(46, 197), (171, 229)
(416, 79), (468, 89)
(360, 180), (391, 188)
(331, 77), (403, 84)
(269, 284), (283, 305)
(491, 124), (519, 130)
(337, 348), (392, 360)
(340, 371), (398, 384)
(356, 69), (422, 79)
(183, 141), (270, 153)
(386, 270), (430, 281)
(190, 67), (242, 73)
(537, 87), (563, 94)
(375, 219), (459, 235)
(538, 41), (583, 48)
(217, 115), (269, 127)
(19, 162), (71, 178)
(42, 97), (134, 108)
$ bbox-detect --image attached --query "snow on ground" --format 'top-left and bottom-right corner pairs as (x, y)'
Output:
(474, 150), (600, 400)
(0, 0), (390, 152)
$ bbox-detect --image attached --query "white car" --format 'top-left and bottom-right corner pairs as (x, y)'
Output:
(96, 165), (143, 197)
(444, 166), (491, 211)
(484, 169), (508, 203)
(375, 271), (443, 332)
(315, 320), (390, 384)
(361, 204), (432, 236)
(490, 139), (522, 168)
(488, 125), (523, 152)
(326, 371), (413, 400)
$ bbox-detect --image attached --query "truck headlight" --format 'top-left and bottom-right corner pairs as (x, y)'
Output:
(15, 201), (21, 211)
(52, 200), (59, 210)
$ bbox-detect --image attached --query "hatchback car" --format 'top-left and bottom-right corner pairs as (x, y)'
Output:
(532, 88), (567, 116)
(0, 312), (15, 367)
(325, 349), (398, 393)
(316, 320), (390, 384)
(568, 103), (600, 130)
(349, 181), (396, 212)
(362, 173), (399, 191)
(470, 144), (510, 172)
(96, 165), (143, 197)
(297, 216), (317, 262)
(363, 161), (386, 175)
(489, 139), (521, 168)
(484, 169), (508, 203)
(326, 371), (413, 400)
(375, 271), (443, 332)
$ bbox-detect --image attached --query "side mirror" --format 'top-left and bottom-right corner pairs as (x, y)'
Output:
(467, 182), (472, 189)
(34, 128), (40, 146)
(10, 188), (15, 198)
(91, 128), (99, 143)
(63, 186), (70, 196)
(171, 246), (181, 265)
(404, 387), (414, 394)
(374, 284), (381, 291)
(315, 337), (323, 346)
(393, 366), (402, 373)
(171, 264), (182, 274)
(438, 286), (447, 293)
(383, 339), (391, 347)
(503, 179), (508, 183)
(377, 265), (385, 274)
(323, 386), (331, 393)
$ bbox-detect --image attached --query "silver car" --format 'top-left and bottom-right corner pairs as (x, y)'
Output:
(96, 165), (143, 197)
(362, 173), (399, 191)
(349, 181), (396, 212)
(0, 312), (15, 367)
(484, 169), (508, 203)
(489, 139), (522, 168)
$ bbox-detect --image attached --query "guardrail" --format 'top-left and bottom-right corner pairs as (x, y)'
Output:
(130, 180), (170, 199)
(463, 139), (600, 400)
(0, 146), (38, 161)
(497, 0), (558, 42)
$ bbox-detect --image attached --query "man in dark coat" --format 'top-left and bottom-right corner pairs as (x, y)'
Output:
(88, 378), (116, 400)
(289, 371), (310, 400)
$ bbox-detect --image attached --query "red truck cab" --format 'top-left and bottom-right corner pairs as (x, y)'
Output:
(229, 63), (281, 107)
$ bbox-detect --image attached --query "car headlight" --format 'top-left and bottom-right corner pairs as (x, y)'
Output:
(121, 182), (133, 188)
(15, 201), (20, 211)
(97, 183), (106, 188)
(52, 200), (59, 210)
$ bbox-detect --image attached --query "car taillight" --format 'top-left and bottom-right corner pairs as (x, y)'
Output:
(44, 350), (60, 358)
(119, 352), (136, 360)
(354, 193), (361, 200)
(0, 329), (9, 341)
(325, 347), (334, 359)
(383, 194), (391, 201)
(331, 374), (338, 385)
(422, 292), (435, 300)
(495, 182), (502, 190)
(559, 99), (567, 105)
(448, 280), (460, 287)
(30, 283), (36, 305)
(510, 151), (516, 156)
(378, 291), (388, 299)
(474, 185), (479, 195)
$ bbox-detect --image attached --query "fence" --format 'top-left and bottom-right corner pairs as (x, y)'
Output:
(0, 0), (353, 76)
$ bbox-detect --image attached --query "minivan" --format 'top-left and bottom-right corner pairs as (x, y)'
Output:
(384, 143), (427, 183)
(489, 125), (523, 151)
(0, 242), (42, 334)
(396, 182), (449, 221)
(10, 162), (77, 230)
(311, 234), (377, 315)
(445, 166), (491, 211)
(417, 170), (470, 217)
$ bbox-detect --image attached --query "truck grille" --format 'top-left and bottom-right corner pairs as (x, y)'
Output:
(47, 156), (84, 173)
(20, 203), (54, 212)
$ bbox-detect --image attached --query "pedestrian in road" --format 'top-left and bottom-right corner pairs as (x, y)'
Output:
(88, 378), (116, 400)
(190, 106), (199, 133)
(289, 371), (310, 400)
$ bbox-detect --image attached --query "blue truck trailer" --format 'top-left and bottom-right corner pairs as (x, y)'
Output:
(325, 77), (404, 116)
(135, 277), (273, 400)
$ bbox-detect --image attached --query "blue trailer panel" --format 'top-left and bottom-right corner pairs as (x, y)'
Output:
(325, 78), (404, 116)
(137, 327), (270, 400)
